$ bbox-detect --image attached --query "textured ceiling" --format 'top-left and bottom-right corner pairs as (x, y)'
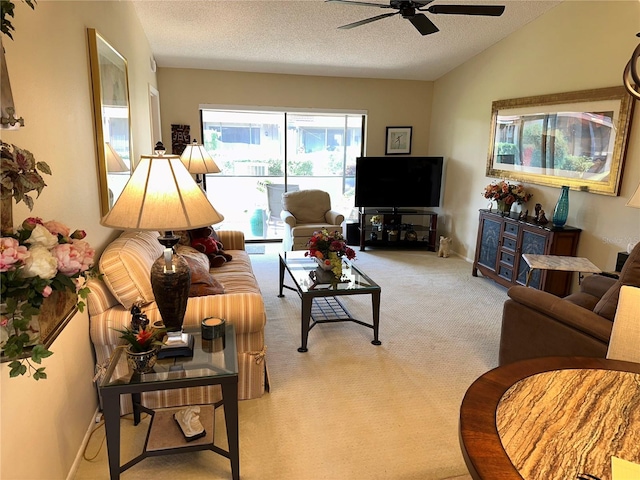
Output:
(132, 0), (561, 81)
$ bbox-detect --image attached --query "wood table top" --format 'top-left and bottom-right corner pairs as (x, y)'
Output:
(459, 357), (640, 480)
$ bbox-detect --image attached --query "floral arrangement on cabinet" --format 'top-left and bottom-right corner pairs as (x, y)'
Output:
(1, 142), (95, 380)
(482, 180), (533, 213)
(305, 229), (356, 276)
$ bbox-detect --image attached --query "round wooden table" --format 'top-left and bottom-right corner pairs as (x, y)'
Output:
(459, 357), (640, 480)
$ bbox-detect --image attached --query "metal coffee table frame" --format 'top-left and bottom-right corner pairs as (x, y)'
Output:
(278, 251), (382, 352)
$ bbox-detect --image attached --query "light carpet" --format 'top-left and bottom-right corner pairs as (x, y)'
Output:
(74, 247), (508, 480)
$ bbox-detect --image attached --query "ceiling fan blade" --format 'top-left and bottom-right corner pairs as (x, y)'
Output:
(408, 13), (440, 35)
(426, 5), (505, 16)
(338, 11), (399, 29)
(325, 0), (393, 8)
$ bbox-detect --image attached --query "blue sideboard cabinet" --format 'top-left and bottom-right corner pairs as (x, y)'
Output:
(472, 209), (582, 297)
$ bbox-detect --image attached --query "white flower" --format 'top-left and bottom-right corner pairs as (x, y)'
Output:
(25, 224), (58, 249)
(21, 245), (58, 280)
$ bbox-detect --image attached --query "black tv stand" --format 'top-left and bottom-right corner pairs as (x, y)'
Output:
(358, 208), (438, 252)
(376, 208), (418, 214)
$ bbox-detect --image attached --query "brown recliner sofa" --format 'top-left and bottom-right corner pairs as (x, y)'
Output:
(499, 242), (640, 365)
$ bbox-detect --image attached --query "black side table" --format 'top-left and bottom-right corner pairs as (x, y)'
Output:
(99, 325), (239, 479)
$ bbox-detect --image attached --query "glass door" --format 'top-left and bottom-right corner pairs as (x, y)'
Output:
(201, 108), (364, 241)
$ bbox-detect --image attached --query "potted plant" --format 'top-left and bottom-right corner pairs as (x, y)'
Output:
(114, 323), (166, 374)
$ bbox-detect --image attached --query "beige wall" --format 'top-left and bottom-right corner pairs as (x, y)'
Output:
(0, 2), (156, 479)
(430, 0), (640, 271)
(157, 68), (434, 157)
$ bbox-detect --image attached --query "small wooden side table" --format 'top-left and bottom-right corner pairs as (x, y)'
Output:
(522, 254), (601, 287)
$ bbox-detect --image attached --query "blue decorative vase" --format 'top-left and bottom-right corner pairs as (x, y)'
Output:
(552, 186), (570, 227)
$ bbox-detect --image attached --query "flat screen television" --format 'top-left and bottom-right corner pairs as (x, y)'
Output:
(355, 156), (444, 209)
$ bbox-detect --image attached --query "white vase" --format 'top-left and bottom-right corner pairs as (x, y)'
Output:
(315, 257), (333, 271)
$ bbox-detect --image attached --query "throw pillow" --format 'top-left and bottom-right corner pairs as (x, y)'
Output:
(593, 242), (640, 321)
(176, 245), (225, 297)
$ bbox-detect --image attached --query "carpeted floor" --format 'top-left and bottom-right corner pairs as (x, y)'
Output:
(74, 246), (508, 479)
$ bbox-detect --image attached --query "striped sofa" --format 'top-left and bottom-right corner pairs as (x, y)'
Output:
(88, 230), (267, 414)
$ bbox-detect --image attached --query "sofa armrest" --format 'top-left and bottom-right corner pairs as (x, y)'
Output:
(86, 277), (122, 317)
(281, 210), (296, 227)
(507, 286), (612, 342)
(216, 230), (245, 251)
(325, 210), (345, 225)
(580, 274), (616, 298)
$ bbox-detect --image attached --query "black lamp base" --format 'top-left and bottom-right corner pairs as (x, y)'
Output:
(157, 332), (195, 359)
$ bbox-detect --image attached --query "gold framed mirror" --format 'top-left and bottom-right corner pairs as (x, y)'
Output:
(88, 28), (133, 216)
(486, 87), (634, 196)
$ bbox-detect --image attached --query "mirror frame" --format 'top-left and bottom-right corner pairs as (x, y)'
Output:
(87, 28), (133, 216)
(486, 86), (634, 196)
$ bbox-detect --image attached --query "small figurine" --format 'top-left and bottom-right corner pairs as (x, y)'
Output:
(519, 210), (528, 221)
(438, 236), (452, 258)
(538, 210), (549, 224)
(130, 304), (149, 331)
(534, 203), (542, 222)
(174, 406), (206, 441)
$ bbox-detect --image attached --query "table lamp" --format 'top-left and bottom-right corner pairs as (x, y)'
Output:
(626, 181), (640, 209)
(105, 142), (129, 173)
(101, 142), (224, 356)
(105, 142), (130, 208)
(180, 139), (220, 190)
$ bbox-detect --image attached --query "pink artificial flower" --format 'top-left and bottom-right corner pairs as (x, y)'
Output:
(44, 220), (70, 238)
(0, 316), (8, 327)
(42, 285), (53, 297)
(0, 237), (29, 272)
(70, 229), (86, 240)
(51, 240), (95, 276)
(21, 217), (43, 231)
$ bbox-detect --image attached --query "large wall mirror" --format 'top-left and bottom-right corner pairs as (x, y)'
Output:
(88, 28), (133, 216)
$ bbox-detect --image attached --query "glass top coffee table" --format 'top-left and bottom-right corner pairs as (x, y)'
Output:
(99, 325), (239, 480)
(278, 251), (382, 352)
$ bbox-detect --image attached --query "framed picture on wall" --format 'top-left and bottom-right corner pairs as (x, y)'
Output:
(386, 126), (412, 155)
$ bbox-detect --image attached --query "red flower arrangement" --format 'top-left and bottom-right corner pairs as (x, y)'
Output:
(305, 229), (356, 262)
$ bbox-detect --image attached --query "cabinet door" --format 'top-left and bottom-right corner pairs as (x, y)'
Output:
(477, 216), (502, 273)
(517, 228), (549, 288)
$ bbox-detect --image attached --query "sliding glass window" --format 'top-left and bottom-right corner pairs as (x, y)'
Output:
(200, 107), (366, 241)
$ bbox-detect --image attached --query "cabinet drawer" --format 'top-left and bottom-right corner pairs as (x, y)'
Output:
(504, 222), (519, 236)
(502, 237), (517, 252)
(500, 251), (515, 267)
(498, 265), (513, 281)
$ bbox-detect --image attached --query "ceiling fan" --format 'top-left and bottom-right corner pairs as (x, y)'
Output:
(326, 0), (506, 36)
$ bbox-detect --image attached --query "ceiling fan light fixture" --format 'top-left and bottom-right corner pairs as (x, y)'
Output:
(328, 0), (505, 35)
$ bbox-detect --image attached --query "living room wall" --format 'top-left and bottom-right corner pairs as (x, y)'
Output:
(429, 0), (640, 272)
(156, 69), (434, 165)
(0, 2), (156, 479)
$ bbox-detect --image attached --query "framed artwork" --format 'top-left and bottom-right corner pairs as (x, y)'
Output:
(486, 86), (634, 196)
(88, 28), (133, 216)
(386, 126), (412, 155)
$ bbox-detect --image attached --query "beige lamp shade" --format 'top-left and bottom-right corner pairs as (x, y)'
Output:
(101, 153), (224, 231)
(105, 142), (129, 173)
(606, 285), (640, 362)
(626, 181), (640, 208)
(180, 139), (220, 174)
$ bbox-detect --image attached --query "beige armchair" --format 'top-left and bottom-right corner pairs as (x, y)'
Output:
(281, 189), (345, 250)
